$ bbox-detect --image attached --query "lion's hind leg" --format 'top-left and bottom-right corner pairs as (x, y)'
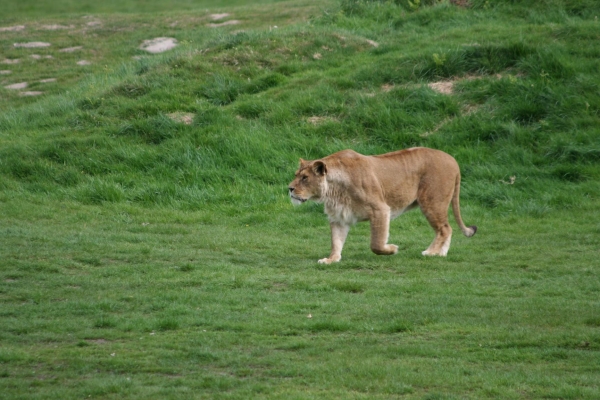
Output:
(421, 221), (452, 257)
(419, 194), (454, 257)
(416, 172), (456, 256)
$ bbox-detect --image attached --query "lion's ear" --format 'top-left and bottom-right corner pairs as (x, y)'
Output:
(313, 161), (327, 176)
(299, 158), (308, 168)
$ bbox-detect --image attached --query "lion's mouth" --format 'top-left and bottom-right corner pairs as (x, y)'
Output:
(290, 195), (307, 204)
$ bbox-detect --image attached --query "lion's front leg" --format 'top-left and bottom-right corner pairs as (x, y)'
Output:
(318, 222), (350, 264)
(369, 208), (398, 256)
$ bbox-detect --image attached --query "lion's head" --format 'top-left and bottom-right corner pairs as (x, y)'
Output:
(288, 159), (327, 205)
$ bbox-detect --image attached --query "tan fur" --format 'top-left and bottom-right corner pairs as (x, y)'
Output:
(288, 147), (477, 263)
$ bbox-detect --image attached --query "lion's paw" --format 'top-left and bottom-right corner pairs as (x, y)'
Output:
(422, 250), (446, 257)
(318, 257), (340, 264)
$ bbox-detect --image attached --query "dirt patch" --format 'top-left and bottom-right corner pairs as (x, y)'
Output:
(428, 81), (454, 95)
(167, 112), (195, 125)
(208, 20), (241, 28)
(77, 60), (91, 66)
(14, 42), (51, 48)
(421, 104), (479, 137)
(381, 84), (395, 92)
(210, 13), (230, 20)
(5, 82), (28, 90)
(40, 24), (73, 30)
(20, 91), (43, 96)
(365, 39), (379, 48)
(0, 25), (25, 32)
(39, 78), (57, 83)
(1, 59), (20, 64)
(307, 116), (337, 125)
(31, 54), (53, 60)
(59, 46), (83, 53)
(0, 70), (11, 75)
(140, 37), (178, 53)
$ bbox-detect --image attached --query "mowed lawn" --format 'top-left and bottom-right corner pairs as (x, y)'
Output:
(1, 0), (599, 398)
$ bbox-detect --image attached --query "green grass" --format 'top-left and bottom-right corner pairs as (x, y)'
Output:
(1, 0), (600, 398)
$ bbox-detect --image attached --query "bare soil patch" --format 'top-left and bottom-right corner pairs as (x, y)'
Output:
(307, 116), (337, 125)
(428, 81), (454, 95)
(167, 112), (195, 125)
(40, 24), (74, 30)
(20, 91), (43, 96)
(208, 20), (241, 28)
(210, 13), (230, 21)
(140, 37), (178, 53)
(5, 82), (28, 90)
(59, 46), (83, 53)
(14, 42), (51, 48)
(0, 25), (25, 32)
(365, 39), (379, 48)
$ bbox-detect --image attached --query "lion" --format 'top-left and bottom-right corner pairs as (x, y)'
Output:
(288, 147), (477, 263)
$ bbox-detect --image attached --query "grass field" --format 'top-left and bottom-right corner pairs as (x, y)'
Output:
(1, 0), (599, 398)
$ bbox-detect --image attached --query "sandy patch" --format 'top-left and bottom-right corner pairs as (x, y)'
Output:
(29, 54), (53, 60)
(167, 112), (195, 125)
(14, 42), (51, 48)
(307, 116), (337, 125)
(59, 46), (83, 53)
(140, 37), (178, 53)
(39, 78), (57, 83)
(365, 39), (379, 48)
(20, 91), (43, 96)
(381, 84), (395, 92)
(0, 25), (25, 32)
(1, 59), (20, 64)
(208, 20), (241, 28)
(0, 70), (11, 75)
(210, 13), (230, 20)
(40, 24), (73, 30)
(428, 81), (454, 95)
(77, 60), (92, 66)
(5, 82), (28, 90)
(86, 21), (102, 27)
(421, 117), (451, 137)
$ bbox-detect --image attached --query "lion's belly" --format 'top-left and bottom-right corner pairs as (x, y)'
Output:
(388, 201), (414, 218)
(324, 202), (366, 225)
(390, 208), (406, 220)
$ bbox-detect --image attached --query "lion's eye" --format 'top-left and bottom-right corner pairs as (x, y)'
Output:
(301, 176), (308, 181)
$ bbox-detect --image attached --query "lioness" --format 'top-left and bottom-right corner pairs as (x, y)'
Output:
(288, 147), (477, 263)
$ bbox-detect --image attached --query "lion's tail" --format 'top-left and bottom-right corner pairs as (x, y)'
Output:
(452, 174), (477, 237)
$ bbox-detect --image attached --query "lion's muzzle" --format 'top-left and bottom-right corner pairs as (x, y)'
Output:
(288, 187), (307, 205)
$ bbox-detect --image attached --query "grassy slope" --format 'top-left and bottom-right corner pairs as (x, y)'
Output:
(1, 0), (600, 398)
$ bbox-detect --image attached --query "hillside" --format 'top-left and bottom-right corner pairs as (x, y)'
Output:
(1, 0), (599, 398)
